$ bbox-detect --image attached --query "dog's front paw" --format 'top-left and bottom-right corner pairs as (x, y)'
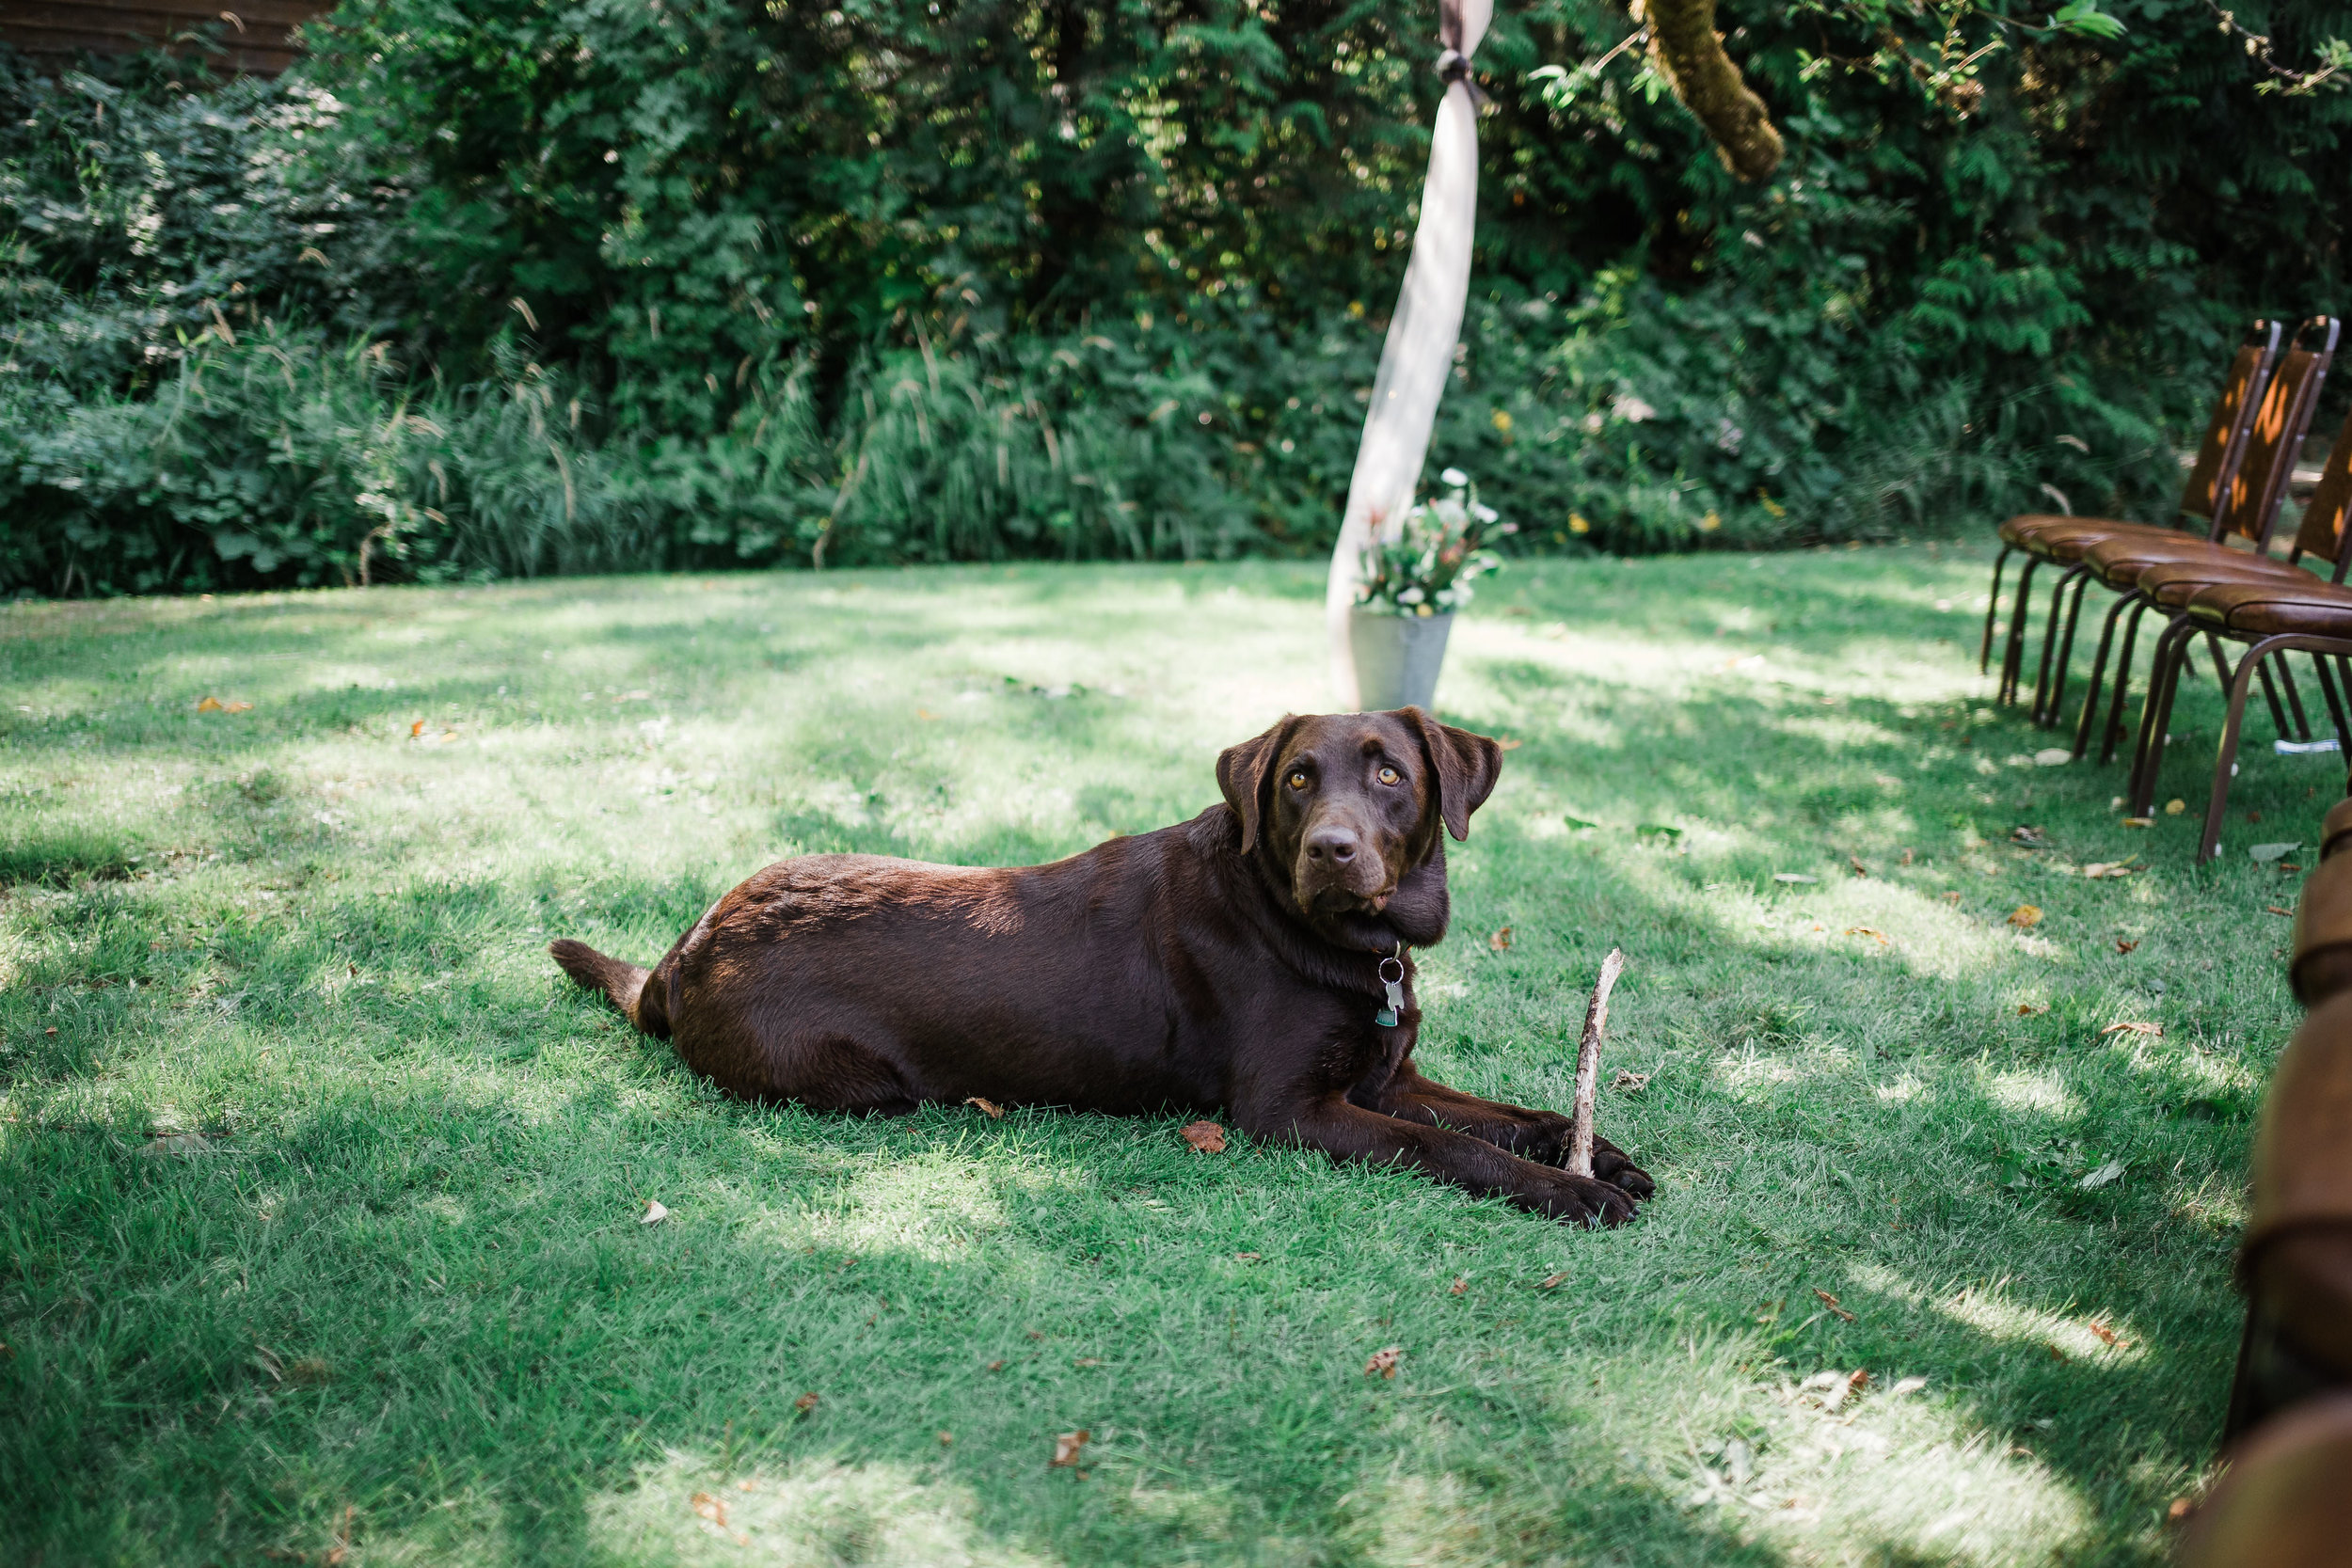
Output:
(1539, 1172), (1641, 1227)
(1590, 1137), (1655, 1199)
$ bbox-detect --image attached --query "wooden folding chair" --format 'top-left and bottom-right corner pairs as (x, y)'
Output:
(2058, 317), (2341, 769)
(2124, 417), (2352, 858)
(1981, 320), (2281, 709)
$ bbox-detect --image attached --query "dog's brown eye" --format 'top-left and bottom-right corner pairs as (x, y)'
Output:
(1377, 766), (1401, 785)
(1287, 771), (1309, 791)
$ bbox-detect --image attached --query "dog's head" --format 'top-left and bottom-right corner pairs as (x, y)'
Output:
(1216, 708), (1502, 944)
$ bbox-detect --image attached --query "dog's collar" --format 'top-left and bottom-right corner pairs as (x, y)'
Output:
(1375, 943), (1407, 1028)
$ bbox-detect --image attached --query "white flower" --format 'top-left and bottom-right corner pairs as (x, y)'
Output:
(1439, 467), (1470, 488)
(1612, 393), (1655, 423)
(1470, 502), (1498, 523)
(1397, 586), (1425, 605)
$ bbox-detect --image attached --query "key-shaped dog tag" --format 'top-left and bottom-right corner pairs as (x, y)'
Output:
(1376, 955), (1406, 1028)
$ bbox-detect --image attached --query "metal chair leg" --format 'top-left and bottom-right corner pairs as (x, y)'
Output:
(2042, 570), (2094, 728)
(2000, 558), (2042, 705)
(2102, 600), (2153, 766)
(2130, 618), (2199, 814)
(2030, 563), (2085, 724)
(2312, 654), (2348, 747)
(1982, 546), (2012, 673)
(2255, 657), (2296, 742)
(2280, 657), (2314, 741)
(2201, 638), (2303, 862)
(2074, 593), (2133, 759)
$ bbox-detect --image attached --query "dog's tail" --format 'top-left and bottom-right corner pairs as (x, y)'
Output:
(549, 939), (671, 1036)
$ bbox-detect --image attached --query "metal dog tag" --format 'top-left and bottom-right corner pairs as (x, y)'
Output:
(1376, 955), (1406, 1028)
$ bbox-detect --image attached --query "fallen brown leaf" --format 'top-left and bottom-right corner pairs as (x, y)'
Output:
(1495, 737), (1523, 751)
(939, 1430), (954, 1447)
(1073, 1357), (1103, 1368)
(2017, 1004), (2045, 1017)
(1539, 1272), (1568, 1291)
(1180, 1120), (1227, 1153)
(987, 1359), (1006, 1371)
(2122, 816), (2153, 828)
(1609, 1069), (1650, 1092)
(2164, 799), (2186, 816)
(2115, 940), (2138, 954)
(794, 1391), (819, 1414)
(2048, 1344), (2069, 1361)
(2100, 1021), (2161, 1037)
(2087, 1318), (2130, 1348)
(1899, 847), (1915, 866)
(1846, 1369), (1869, 1392)
(639, 1198), (669, 1225)
(288, 1357), (330, 1386)
(1050, 1430), (1090, 1466)
(197, 696), (224, 712)
(1487, 926), (1513, 952)
(1232, 1251), (1261, 1262)
(2267, 905), (2294, 918)
(1813, 1289), (1855, 1323)
(2006, 904), (2043, 928)
(2168, 1497), (2193, 1525)
(1849, 856), (1868, 877)
(964, 1096), (1004, 1118)
(1449, 1276), (1468, 1295)
(1943, 891), (1963, 904)
(409, 719), (425, 736)
(691, 1492), (728, 1527)
(1844, 927), (1890, 945)
(1364, 1345), (1403, 1379)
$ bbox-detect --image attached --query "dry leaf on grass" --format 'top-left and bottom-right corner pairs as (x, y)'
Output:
(1232, 1252), (1261, 1262)
(1772, 872), (1819, 884)
(2007, 905), (2042, 928)
(691, 1492), (727, 1527)
(2088, 1318), (2133, 1348)
(1889, 1376), (1928, 1396)
(195, 696), (251, 713)
(1073, 1357), (1103, 1368)
(2079, 1160), (2126, 1190)
(986, 1359), (1006, 1372)
(639, 1199), (669, 1225)
(1812, 1289), (1855, 1323)
(938, 1431), (954, 1447)
(141, 1132), (215, 1158)
(963, 1096), (1004, 1118)
(1179, 1120), (1226, 1153)
(1364, 1345), (1403, 1379)
(1495, 737), (1523, 751)
(1943, 891), (1963, 904)
(2123, 816), (2153, 828)
(2267, 905), (2295, 918)
(1849, 856), (1869, 877)
(2165, 799), (2187, 816)
(2116, 940), (2138, 954)
(1449, 1276), (1468, 1295)
(1610, 1070), (1650, 1092)
(1050, 1430), (1089, 1466)
(2168, 1498), (2194, 1524)
(2082, 861), (2141, 879)
(1487, 927), (1513, 952)
(794, 1391), (819, 1414)
(2100, 1021), (2161, 1038)
(1539, 1272), (1568, 1291)
(2017, 1003), (2046, 1016)
(1844, 927), (1890, 945)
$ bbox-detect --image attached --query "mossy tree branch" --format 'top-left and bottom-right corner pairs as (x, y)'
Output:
(1642, 0), (1785, 182)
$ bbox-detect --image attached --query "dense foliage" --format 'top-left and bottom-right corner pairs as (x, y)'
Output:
(4, 0), (2349, 594)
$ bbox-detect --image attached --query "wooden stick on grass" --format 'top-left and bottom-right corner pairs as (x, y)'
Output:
(1565, 948), (1626, 1179)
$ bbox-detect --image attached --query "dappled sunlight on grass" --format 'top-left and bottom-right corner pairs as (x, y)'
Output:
(1, 545), (2306, 1563)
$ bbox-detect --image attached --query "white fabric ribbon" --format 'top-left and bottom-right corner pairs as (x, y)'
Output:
(1324, 0), (1493, 710)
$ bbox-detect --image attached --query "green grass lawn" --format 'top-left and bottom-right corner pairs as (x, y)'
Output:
(1, 546), (2319, 1566)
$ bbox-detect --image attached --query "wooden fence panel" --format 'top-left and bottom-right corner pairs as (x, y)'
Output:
(0, 0), (338, 75)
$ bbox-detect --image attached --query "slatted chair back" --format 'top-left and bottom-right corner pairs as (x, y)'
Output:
(2211, 317), (2341, 551)
(2182, 319), (2287, 527)
(2278, 405), (2352, 581)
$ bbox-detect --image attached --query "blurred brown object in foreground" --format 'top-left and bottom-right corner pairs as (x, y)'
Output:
(2179, 1394), (2352, 1566)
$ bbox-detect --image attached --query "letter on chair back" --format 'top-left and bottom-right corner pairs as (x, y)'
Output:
(2227, 993), (2352, 1438)
(2180, 1393), (2352, 1568)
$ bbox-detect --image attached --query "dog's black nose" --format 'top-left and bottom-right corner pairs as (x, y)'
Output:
(1306, 827), (1359, 864)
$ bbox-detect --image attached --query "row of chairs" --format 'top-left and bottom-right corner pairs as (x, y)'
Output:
(1983, 317), (2352, 861)
(2179, 796), (2352, 1561)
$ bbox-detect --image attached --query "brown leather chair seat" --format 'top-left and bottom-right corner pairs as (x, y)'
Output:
(2186, 578), (2352, 638)
(2002, 515), (2185, 564)
(2322, 799), (2352, 863)
(2080, 533), (2282, 590)
(2137, 552), (2322, 609)
(2181, 1393), (2352, 1567)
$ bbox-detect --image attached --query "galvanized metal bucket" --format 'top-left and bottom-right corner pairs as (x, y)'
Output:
(1349, 609), (1454, 713)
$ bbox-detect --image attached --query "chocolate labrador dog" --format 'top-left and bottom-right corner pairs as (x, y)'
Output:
(552, 708), (1652, 1224)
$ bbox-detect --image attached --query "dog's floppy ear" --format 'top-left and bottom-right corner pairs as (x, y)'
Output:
(1216, 715), (1299, 854)
(1403, 707), (1503, 842)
